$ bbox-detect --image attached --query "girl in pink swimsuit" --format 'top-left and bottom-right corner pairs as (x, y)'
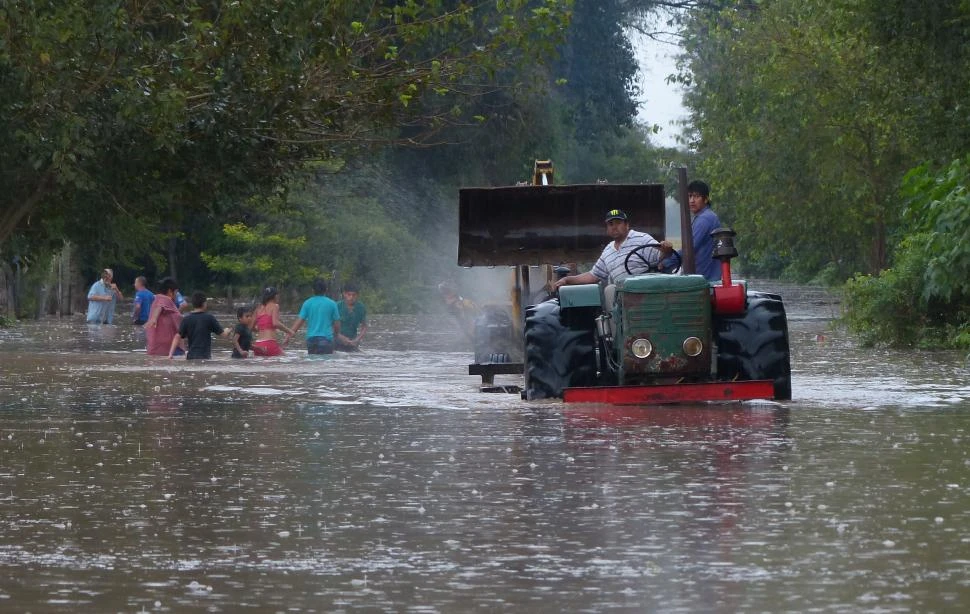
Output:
(252, 287), (293, 357)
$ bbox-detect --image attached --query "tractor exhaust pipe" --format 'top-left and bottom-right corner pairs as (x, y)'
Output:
(713, 228), (738, 287)
(711, 228), (745, 315)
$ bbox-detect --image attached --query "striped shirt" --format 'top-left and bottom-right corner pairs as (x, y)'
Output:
(590, 229), (663, 284)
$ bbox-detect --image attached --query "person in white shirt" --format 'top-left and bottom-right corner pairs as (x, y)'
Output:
(555, 209), (675, 288)
(86, 268), (123, 324)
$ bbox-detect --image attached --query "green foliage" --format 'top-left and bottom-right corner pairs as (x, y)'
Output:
(843, 257), (970, 350)
(0, 0), (571, 265)
(282, 160), (445, 313)
(556, 124), (684, 184)
(842, 234), (931, 348)
(679, 0), (970, 281)
(555, 0), (640, 143)
(842, 157), (970, 348)
(200, 222), (317, 290)
(901, 156), (970, 302)
(0, 0), (687, 317)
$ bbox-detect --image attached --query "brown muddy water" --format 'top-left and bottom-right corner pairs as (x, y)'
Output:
(1, 284), (970, 613)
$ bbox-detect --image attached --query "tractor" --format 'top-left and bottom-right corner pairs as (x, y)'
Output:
(458, 163), (792, 404)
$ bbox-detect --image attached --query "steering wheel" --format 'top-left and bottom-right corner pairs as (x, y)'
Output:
(624, 243), (665, 276)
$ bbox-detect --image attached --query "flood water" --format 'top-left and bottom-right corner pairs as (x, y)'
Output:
(2, 284), (970, 613)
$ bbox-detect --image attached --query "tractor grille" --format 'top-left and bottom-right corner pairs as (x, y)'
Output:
(618, 281), (712, 382)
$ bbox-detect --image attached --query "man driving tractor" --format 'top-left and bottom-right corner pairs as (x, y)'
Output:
(554, 208), (679, 289)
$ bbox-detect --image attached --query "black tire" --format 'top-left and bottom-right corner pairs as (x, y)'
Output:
(524, 300), (597, 400)
(713, 291), (792, 400)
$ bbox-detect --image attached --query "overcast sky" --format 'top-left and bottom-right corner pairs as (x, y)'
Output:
(631, 30), (687, 149)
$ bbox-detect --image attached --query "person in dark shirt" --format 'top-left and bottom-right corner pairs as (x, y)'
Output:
(231, 305), (255, 358)
(168, 292), (230, 360)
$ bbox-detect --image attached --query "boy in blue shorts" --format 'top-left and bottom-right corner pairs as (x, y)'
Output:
(285, 279), (340, 354)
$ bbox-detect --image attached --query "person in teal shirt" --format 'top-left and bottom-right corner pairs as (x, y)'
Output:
(336, 282), (367, 352)
(285, 279), (341, 354)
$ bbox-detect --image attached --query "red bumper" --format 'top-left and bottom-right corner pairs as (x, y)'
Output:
(563, 380), (776, 405)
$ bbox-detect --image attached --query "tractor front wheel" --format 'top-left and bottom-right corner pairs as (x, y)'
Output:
(524, 300), (597, 400)
(714, 291), (792, 400)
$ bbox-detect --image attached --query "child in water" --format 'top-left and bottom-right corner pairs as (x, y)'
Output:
(168, 292), (230, 360)
(252, 286), (293, 356)
(232, 305), (254, 358)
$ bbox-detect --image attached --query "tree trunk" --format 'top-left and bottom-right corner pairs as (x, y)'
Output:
(0, 261), (12, 317)
(168, 235), (178, 281)
(70, 245), (86, 315)
(871, 218), (886, 273)
(52, 241), (78, 316)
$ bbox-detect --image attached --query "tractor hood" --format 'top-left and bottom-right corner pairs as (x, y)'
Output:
(458, 183), (667, 267)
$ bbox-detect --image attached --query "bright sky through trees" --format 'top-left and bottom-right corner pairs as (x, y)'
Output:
(631, 28), (686, 148)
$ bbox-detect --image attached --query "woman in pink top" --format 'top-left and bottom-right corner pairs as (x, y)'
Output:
(252, 286), (293, 357)
(145, 277), (185, 356)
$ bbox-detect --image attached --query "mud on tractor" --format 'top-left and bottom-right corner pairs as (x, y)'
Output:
(458, 163), (792, 404)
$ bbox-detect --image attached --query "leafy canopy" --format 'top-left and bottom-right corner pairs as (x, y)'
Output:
(0, 0), (571, 265)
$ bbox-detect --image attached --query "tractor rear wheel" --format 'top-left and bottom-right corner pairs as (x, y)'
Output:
(714, 291), (792, 400)
(524, 300), (597, 400)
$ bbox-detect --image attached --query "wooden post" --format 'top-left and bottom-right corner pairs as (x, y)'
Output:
(678, 167), (696, 275)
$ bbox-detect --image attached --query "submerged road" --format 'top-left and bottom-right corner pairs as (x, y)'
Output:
(1, 283), (969, 612)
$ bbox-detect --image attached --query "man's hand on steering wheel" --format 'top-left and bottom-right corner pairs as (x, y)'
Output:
(624, 241), (675, 275)
(625, 243), (662, 275)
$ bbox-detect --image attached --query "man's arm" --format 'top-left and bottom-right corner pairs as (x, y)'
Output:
(659, 250), (682, 273)
(88, 283), (112, 302)
(213, 318), (230, 338)
(168, 333), (184, 359)
(692, 209), (719, 248)
(327, 303), (349, 345)
(145, 301), (160, 328)
(353, 304), (367, 342)
(554, 271), (598, 289)
(283, 317), (305, 346)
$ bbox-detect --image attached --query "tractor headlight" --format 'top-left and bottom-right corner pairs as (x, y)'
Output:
(631, 338), (653, 359)
(683, 336), (703, 357)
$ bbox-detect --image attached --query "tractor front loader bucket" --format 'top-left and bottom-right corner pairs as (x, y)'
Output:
(458, 183), (667, 267)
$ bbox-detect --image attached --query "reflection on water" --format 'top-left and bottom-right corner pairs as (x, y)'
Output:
(1, 296), (970, 612)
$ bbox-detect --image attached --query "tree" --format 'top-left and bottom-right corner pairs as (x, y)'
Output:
(200, 222), (317, 291)
(842, 157), (970, 348)
(676, 0), (970, 280)
(556, 0), (640, 143)
(0, 0), (570, 263)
